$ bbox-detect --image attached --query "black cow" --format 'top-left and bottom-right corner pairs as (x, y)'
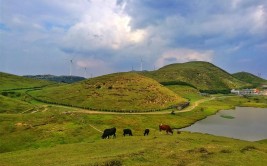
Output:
(123, 129), (133, 136)
(144, 129), (149, 136)
(102, 127), (116, 139)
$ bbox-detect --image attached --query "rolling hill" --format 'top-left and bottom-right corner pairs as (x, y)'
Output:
(0, 72), (53, 91)
(140, 61), (250, 92)
(24, 75), (86, 83)
(232, 72), (267, 87)
(0, 95), (34, 113)
(29, 72), (186, 112)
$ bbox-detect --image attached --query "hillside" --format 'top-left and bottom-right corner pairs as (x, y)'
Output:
(24, 75), (86, 83)
(29, 72), (186, 112)
(141, 61), (250, 91)
(0, 72), (53, 91)
(232, 72), (267, 87)
(1, 95), (267, 165)
(0, 95), (34, 113)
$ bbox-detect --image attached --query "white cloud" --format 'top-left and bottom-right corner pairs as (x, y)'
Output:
(76, 58), (106, 68)
(250, 5), (267, 34)
(231, 0), (242, 9)
(75, 57), (115, 77)
(155, 49), (214, 68)
(63, 0), (146, 51)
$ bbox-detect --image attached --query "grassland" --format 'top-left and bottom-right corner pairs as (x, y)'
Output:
(141, 61), (250, 91)
(1, 132), (267, 166)
(1, 70), (267, 165)
(29, 72), (186, 112)
(0, 72), (53, 90)
(0, 95), (35, 113)
(165, 85), (203, 102)
(1, 94), (266, 159)
(232, 71), (267, 87)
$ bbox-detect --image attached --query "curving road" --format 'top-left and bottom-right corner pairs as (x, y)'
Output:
(49, 96), (218, 115)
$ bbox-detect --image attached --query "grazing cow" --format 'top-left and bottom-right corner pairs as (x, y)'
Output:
(159, 124), (173, 134)
(144, 129), (150, 136)
(102, 127), (116, 139)
(123, 129), (133, 136)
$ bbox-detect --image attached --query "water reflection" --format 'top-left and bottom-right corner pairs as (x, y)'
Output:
(181, 107), (267, 141)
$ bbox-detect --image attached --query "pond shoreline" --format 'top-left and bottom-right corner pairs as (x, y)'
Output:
(179, 106), (267, 141)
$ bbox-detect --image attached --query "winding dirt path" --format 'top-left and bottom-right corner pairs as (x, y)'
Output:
(50, 96), (218, 115)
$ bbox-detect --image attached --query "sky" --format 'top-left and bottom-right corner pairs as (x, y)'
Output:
(0, 0), (267, 78)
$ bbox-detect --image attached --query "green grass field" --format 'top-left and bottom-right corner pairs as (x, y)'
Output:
(1, 92), (267, 165)
(141, 61), (250, 91)
(29, 72), (186, 112)
(232, 72), (267, 87)
(165, 85), (203, 102)
(0, 95), (35, 113)
(0, 72), (53, 91)
(1, 71), (267, 165)
(1, 132), (267, 166)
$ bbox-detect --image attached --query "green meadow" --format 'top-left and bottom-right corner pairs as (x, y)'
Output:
(0, 72), (53, 91)
(29, 72), (186, 112)
(1, 67), (267, 165)
(141, 61), (250, 91)
(1, 89), (267, 165)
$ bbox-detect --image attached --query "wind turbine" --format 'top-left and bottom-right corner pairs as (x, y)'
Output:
(84, 67), (87, 78)
(140, 57), (143, 71)
(69, 59), (74, 76)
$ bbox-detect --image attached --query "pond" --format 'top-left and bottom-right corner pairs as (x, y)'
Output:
(180, 107), (267, 141)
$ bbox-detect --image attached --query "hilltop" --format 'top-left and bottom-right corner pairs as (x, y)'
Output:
(29, 72), (186, 112)
(141, 61), (250, 92)
(0, 72), (53, 91)
(24, 75), (86, 84)
(232, 72), (267, 87)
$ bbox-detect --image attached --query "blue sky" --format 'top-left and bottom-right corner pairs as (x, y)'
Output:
(0, 0), (266, 78)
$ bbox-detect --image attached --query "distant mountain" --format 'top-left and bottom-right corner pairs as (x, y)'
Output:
(24, 75), (86, 83)
(140, 61), (250, 92)
(29, 72), (186, 112)
(0, 72), (53, 90)
(232, 72), (267, 87)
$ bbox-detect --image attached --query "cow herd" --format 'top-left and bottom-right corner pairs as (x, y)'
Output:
(101, 124), (173, 139)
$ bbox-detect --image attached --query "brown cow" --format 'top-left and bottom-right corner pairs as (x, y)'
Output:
(159, 124), (173, 134)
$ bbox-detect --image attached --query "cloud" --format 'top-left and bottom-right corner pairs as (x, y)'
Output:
(62, 0), (146, 53)
(0, 0), (266, 78)
(75, 57), (115, 77)
(155, 49), (214, 68)
(76, 58), (107, 68)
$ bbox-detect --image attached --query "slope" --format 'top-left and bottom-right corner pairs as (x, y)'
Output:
(232, 72), (267, 87)
(0, 95), (34, 113)
(29, 72), (186, 112)
(0, 72), (53, 91)
(141, 61), (250, 91)
(24, 75), (86, 83)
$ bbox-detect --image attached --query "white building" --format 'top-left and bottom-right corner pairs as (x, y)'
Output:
(231, 89), (260, 96)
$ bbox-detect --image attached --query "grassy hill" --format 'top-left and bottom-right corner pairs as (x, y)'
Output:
(0, 95), (34, 113)
(29, 72), (186, 112)
(232, 72), (267, 87)
(0, 72), (53, 91)
(141, 61), (250, 92)
(24, 75), (86, 83)
(165, 85), (203, 102)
